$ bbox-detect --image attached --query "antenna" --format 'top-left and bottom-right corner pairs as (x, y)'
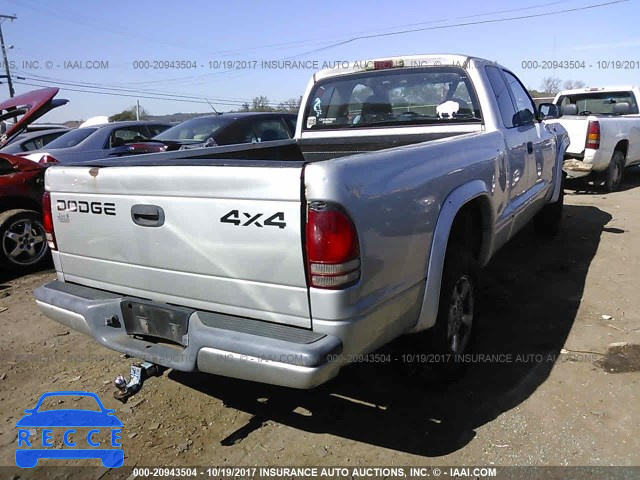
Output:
(204, 98), (219, 114)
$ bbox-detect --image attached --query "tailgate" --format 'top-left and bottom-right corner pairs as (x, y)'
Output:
(46, 165), (311, 328)
(553, 117), (588, 155)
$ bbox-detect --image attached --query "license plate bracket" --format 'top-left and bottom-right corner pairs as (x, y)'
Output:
(121, 300), (193, 347)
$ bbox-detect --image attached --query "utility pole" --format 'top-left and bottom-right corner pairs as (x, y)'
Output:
(136, 100), (140, 121)
(0, 14), (16, 98)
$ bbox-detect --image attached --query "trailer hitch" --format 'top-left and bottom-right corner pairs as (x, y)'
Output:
(113, 361), (165, 403)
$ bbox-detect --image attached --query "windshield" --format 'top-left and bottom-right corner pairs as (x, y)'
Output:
(557, 91), (639, 115)
(303, 67), (482, 130)
(45, 128), (97, 148)
(154, 116), (233, 141)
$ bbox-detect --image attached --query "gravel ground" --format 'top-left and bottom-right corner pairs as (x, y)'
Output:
(0, 171), (639, 478)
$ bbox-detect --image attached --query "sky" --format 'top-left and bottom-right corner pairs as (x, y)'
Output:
(1, 0), (639, 123)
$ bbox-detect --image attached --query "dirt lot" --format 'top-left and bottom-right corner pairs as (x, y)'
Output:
(1, 171), (639, 477)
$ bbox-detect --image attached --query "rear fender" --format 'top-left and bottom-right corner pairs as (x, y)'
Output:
(408, 180), (494, 332)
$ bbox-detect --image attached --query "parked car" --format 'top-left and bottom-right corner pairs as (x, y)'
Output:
(34, 54), (568, 389)
(0, 128), (70, 155)
(145, 112), (298, 151)
(0, 88), (70, 270)
(0, 87), (68, 151)
(22, 121), (172, 164)
(0, 153), (49, 270)
(550, 85), (640, 191)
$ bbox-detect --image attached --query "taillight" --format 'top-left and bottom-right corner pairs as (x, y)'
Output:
(42, 191), (57, 250)
(39, 154), (59, 165)
(586, 120), (600, 149)
(305, 202), (360, 289)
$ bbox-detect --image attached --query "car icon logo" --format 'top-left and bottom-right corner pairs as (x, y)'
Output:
(15, 391), (124, 468)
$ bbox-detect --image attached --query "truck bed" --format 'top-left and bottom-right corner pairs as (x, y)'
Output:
(65, 129), (478, 167)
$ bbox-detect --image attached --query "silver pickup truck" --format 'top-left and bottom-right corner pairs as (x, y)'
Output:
(34, 55), (569, 389)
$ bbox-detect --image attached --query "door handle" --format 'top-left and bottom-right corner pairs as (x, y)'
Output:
(131, 205), (165, 227)
(526, 141), (534, 154)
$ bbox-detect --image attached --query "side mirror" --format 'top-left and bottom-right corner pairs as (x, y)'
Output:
(537, 103), (560, 120)
(0, 121), (6, 134)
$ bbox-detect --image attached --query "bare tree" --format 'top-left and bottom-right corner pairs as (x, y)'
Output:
(563, 80), (586, 90)
(276, 96), (302, 112)
(540, 77), (562, 95)
(251, 96), (274, 112)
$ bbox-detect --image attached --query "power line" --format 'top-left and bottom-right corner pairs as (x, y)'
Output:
(13, 80), (288, 108)
(103, 0), (629, 87)
(14, 80), (223, 106)
(10, 1), (628, 108)
(14, 71), (259, 104)
(282, 0), (629, 60)
(13, 0), (575, 62)
(190, 0), (575, 59)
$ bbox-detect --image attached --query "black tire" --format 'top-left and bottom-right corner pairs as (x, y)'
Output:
(604, 150), (625, 192)
(428, 245), (479, 381)
(534, 175), (564, 237)
(0, 209), (50, 270)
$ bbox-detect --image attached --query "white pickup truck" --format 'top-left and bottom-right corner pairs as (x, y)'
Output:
(34, 54), (569, 389)
(552, 85), (640, 191)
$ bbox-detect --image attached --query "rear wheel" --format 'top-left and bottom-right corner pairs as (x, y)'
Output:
(0, 209), (50, 270)
(604, 150), (625, 192)
(429, 245), (478, 381)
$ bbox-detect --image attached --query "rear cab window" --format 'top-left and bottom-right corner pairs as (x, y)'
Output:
(556, 91), (639, 115)
(302, 66), (482, 131)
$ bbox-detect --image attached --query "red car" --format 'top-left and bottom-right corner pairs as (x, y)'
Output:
(0, 153), (48, 269)
(0, 88), (68, 270)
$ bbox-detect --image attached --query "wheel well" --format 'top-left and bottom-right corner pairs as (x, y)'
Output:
(0, 197), (41, 215)
(615, 140), (629, 160)
(448, 197), (490, 262)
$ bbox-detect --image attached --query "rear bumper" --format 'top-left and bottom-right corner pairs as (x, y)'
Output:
(564, 148), (610, 177)
(34, 281), (343, 389)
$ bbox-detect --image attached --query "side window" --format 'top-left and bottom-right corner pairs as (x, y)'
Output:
(305, 85), (339, 128)
(503, 70), (536, 122)
(251, 118), (290, 142)
(42, 132), (63, 145)
(22, 139), (42, 151)
(0, 158), (15, 175)
(485, 66), (516, 128)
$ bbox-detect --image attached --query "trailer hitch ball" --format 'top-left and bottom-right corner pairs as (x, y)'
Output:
(114, 374), (127, 390)
(113, 361), (165, 403)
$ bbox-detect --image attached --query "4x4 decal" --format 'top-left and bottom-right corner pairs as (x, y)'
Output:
(220, 210), (286, 229)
